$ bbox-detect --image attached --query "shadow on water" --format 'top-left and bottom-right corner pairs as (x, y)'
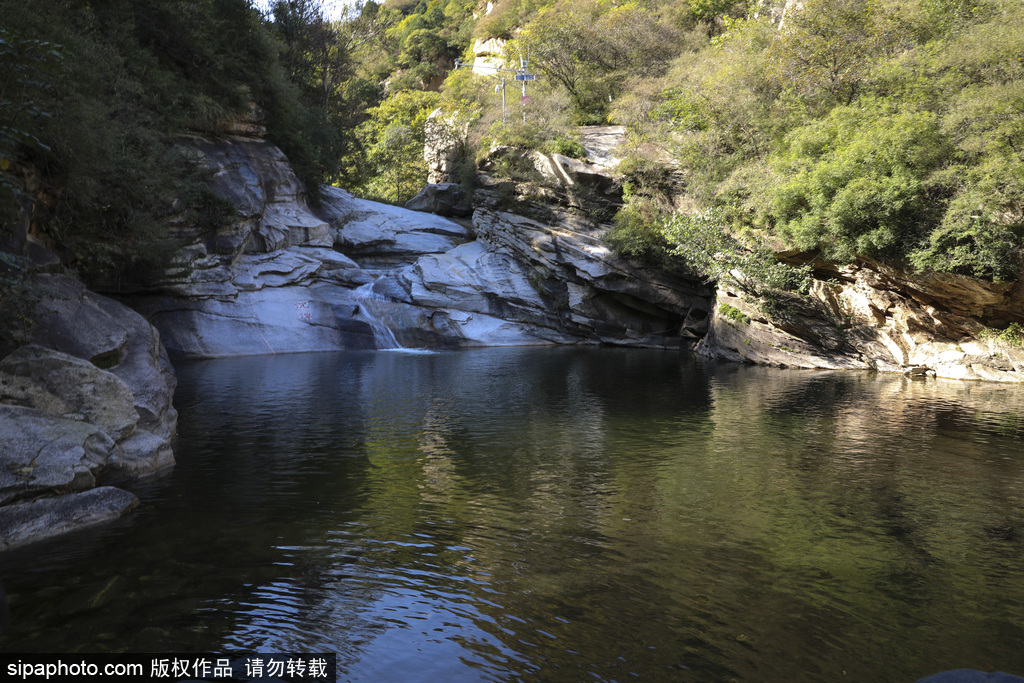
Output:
(1, 348), (1023, 682)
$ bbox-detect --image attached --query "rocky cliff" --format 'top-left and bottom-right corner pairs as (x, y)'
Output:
(6, 128), (1024, 549)
(698, 260), (1024, 383)
(126, 135), (711, 357)
(126, 134), (1024, 386)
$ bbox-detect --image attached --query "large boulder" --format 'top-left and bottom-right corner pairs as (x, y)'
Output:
(0, 274), (178, 550)
(318, 186), (471, 265)
(0, 345), (139, 441)
(471, 208), (711, 345)
(405, 183), (472, 217)
(0, 405), (118, 506)
(30, 274), (178, 460)
(179, 136), (332, 255)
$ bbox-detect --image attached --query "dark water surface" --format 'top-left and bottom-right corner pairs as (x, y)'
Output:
(2, 348), (1024, 681)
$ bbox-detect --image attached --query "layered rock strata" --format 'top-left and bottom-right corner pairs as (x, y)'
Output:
(130, 138), (711, 356)
(697, 260), (1024, 382)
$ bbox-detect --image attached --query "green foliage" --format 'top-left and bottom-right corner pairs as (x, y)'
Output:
(763, 0), (909, 111)
(763, 103), (952, 262)
(617, 156), (674, 201)
(663, 209), (813, 293)
(355, 89), (442, 203)
(607, 196), (675, 267)
(0, 28), (60, 203)
(509, 0), (684, 123)
(545, 134), (586, 159)
(978, 322), (1024, 348)
(481, 120), (548, 152)
(687, 0), (742, 23)
(0, 0), (339, 287)
(909, 215), (1022, 281)
(607, 0), (1024, 282)
(474, 0), (547, 39)
(718, 302), (750, 325)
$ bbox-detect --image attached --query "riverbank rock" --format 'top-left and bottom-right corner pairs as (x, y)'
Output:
(0, 487), (139, 551)
(175, 135), (332, 257)
(125, 135), (1024, 382)
(696, 261), (1024, 382)
(0, 345), (139, 441)
(0, 274), (177, 550)
(123, 137), (709, 355)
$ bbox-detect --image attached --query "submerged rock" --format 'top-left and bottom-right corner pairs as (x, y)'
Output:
(0, 487), (139, 551)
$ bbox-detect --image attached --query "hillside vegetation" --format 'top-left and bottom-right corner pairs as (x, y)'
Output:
(609, 0), (1024, 285)
(1, 0), (1022, 319)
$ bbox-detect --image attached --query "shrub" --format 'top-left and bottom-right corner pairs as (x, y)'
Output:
(546, 134), (587, 159)
(662, 209), (813, 293)
(718, 302), (750, 324)
(607, 197), (675, 267)
(762, 103), (952, 262)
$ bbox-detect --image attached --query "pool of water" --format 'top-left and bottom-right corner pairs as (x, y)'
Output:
(2, 347), (1023, 681)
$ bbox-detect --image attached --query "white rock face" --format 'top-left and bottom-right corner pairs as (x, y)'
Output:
(129, 139), (711, 356)
(320, 185), (471, 258)
(183, 136), (333, 255)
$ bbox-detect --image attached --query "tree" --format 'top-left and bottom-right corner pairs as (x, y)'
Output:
(764, 0), (905, 110)
(356, 90), (442, 203)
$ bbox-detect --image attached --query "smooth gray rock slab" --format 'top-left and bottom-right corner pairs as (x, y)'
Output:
(318, 186), (471, 261)
(0, 344), (139, 441)
(0, 405), (118, 505)
(0, 487), (139, 550)
(405, 183), (472, 217)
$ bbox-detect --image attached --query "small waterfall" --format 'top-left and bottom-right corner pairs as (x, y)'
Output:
(353, 283), (403, 350)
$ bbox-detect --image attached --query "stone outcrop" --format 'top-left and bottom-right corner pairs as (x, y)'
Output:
(468, 36), (505, 75)
(405, 183), (473, 217)
(697, 260), (1024, 382)
(0, 275), (177, 549)
(424, 107), (470, 184)
(0, 487), (139, 551)
(175, 136), (332, 256)
(578, 125), (626, 171)
(133, 134), (1024, 386)
(124, 137), (709, 356)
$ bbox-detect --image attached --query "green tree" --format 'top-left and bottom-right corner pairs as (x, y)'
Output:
(761, 102), (953, 262)
(764, 0), (906, 111)
(356, 89), (442, 203)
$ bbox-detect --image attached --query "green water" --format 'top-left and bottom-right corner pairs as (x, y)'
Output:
(1, 347), (1023, 681)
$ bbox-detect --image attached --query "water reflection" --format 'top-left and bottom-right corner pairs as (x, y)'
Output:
(0, 349), (1022, 682)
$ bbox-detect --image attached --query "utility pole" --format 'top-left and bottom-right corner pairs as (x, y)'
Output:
(512, 57), (536, 123)
(454, 58), (538, 127)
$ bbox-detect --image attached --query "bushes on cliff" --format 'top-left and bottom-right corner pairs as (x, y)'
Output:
(354, 90), (442, 204)
(612, 0), (1024, 282)
(0, 0), (335, 287)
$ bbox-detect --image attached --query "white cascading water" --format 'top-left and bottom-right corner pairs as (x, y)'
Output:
(352, 283), (403, 350)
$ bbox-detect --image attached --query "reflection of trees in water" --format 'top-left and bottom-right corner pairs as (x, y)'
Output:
(698, 367), (1024, 679)
(4, 352), (1023, 679)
